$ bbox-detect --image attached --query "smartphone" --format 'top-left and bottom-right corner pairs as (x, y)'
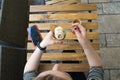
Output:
(27, 25), (42, 46)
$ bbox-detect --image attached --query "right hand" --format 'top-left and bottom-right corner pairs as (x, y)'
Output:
(71, 23), (89, 47)
(40, 31), (63, 48)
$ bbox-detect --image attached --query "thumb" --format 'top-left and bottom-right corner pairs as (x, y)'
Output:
(46, 31), (53, 37)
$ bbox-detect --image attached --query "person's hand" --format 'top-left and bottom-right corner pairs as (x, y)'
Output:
(40, 31), (63, 48)
(72, 23), (89, 47)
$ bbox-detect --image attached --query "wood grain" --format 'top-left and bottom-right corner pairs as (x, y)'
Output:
(39, 63), (90, 72)
(28, 32), (99, 40)
(27, 42), (100, 50)
(30, 4), (96, 12)
(29, 13), (97, 21)
(27, 53), (87, 61)
(46, 0), (80, 5)
(29, 22), (98, 30)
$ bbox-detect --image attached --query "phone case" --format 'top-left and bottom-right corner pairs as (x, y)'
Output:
(27, 25), (42, 46)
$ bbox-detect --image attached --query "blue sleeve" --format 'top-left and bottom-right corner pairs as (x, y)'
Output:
(23, 71), (39, 80)
(87, 67), (104, 80)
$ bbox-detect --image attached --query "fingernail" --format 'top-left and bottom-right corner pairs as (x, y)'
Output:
(60, 41), (64, 44)
(75, 27), (77, 30)
(75, 27), (79, 31)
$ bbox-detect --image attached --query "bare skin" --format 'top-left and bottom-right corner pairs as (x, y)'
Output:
(24, 24), (103, 80)
(72, 23), (103, 67)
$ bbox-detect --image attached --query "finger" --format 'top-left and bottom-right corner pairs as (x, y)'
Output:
(74, 29), (81, 39)
(77, 24), (86, 32)
(53, 40), (64, 44)
(71, 25), (81, 34)
(71, 24), (80, 34)
(72, 24), (81, 32)
(72, 24), (86, 36)
(71, 27), (75, 34)
(72, 23), (85, 31)
(78, 25), (86, 36)
(48, 31), (53, 35)
(71, 23), (79, 28)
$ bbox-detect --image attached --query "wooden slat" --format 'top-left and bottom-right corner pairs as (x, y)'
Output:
(46, 0), (65, 5)
(27, 42), (100, 50)
(28, 32), (99, 40)
(29, 13), (98, 21)
(30, 4), (97, 12)
(27, 53), (87, 61)
(46, 0), (80, 5)
(29, 22), (98, 30)
(55, 0), (80, 4)
(39, 63), (89, 72)
(27, 53), (101, 61)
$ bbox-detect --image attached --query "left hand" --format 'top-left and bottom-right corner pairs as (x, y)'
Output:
(40, 31), (63, 48)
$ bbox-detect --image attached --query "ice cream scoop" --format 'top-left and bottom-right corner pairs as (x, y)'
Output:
(54, 26), (65, 40)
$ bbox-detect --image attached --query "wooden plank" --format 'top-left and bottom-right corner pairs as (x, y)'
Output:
(28, 32), (99, 40)
(46, 0), (80, 5)
(27, 53), (87, 61)
(27, 42), (100, 50)
(56, 0), (80, 4)
(46, 0), (65, 5)
(30, 4), (97, 12)
(39, 63), (89, 72)
(29, 22), (98, 30)
(29, 13), (97, 21)
(27, 53), (100, 61)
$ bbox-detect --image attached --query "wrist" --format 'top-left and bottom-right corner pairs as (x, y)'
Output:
(40, 42), (46, 48)
(37, 42), (46, 52)
(80, 40), (92, 49)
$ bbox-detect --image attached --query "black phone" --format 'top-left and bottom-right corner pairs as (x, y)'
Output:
(27, 25), (42, 46)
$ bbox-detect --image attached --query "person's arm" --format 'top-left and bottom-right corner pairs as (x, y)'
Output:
(24, 47), (43, 73)
(24, 31), (63, 73)
(72, 23), (103, 67)
(81, 41), (103, 67)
